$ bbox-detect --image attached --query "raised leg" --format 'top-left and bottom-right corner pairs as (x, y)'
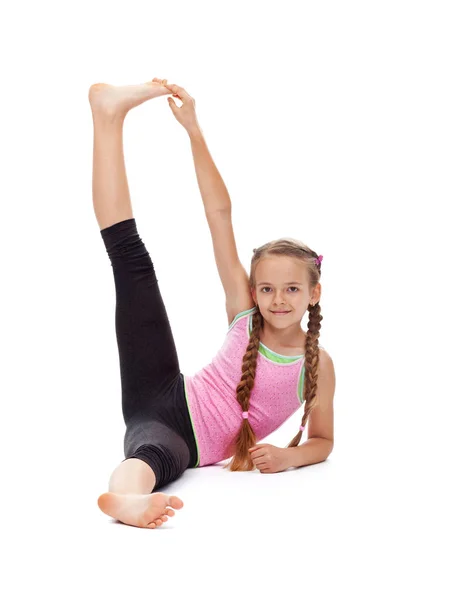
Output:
(91, 78), (186, 528)
(88, 78), (171, 230)
(91, 111), (133, 231)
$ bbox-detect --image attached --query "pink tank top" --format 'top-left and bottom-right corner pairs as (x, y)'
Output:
(183, 307), (308, 467)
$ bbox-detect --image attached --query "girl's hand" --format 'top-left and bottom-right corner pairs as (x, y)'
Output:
(165, 83), (200, 134)
(248, 444), (291, 474)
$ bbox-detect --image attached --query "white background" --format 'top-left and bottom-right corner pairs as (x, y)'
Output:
(1, 0), (459, 598)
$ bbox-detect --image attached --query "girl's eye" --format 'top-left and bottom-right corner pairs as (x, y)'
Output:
(261, 287), (298, 293)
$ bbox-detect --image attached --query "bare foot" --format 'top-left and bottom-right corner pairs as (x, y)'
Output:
(88, 77), (171, 119)
(97, 491), (184, 529)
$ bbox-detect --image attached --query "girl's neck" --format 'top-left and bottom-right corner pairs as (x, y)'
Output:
(260, 323), (306, 351)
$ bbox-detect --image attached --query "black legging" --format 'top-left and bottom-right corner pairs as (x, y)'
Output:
(100, 218), (199, 491)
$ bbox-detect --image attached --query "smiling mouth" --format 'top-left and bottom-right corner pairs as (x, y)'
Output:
(271, 311), (291, 314)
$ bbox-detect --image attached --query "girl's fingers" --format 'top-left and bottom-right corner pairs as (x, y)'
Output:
(166, 83), (190, 99)
(164, 85), (180, 98)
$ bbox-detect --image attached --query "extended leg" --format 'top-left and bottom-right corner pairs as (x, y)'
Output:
(91, 111), (133, 231)
(88, 79), (171, 230)
(92, 79), (186, 528)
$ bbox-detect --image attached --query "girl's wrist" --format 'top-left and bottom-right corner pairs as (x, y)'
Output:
(187, 124), (203, 140)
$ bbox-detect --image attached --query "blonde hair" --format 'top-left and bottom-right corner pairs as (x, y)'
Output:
(224, 237), (323, 471)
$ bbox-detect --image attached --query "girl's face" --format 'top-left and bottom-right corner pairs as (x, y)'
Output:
(251, 256), (320, 324)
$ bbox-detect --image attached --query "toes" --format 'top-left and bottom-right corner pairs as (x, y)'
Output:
(146, 516), (168, 529)
(168, 496), (184, 510)
(146, 515), (168, 529)
(144, 510), (171, 528)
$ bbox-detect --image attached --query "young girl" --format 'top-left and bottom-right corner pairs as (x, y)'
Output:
(90, 77), (335, 529)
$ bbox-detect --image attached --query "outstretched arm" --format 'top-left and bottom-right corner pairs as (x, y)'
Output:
(189, 128), (232, 216)
(165, 82), (231, 215)
(166, 83), (253, 324)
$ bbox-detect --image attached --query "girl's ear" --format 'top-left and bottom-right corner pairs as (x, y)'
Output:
(313, 282), (322, 304)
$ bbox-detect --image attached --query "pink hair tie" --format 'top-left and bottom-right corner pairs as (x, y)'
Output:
(242, 411), (249, 419)
(299, 425), (305, 431)
(315, 255), (323, 266)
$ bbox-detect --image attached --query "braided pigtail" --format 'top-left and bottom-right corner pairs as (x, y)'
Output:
(286, 300), (323, 448)
(224, 309), (263, 471)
